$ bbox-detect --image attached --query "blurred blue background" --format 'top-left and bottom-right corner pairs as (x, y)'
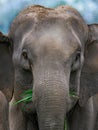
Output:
(0, 0), (98, 34)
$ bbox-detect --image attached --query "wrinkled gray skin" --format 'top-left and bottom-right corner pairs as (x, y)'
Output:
(0, 32), (14, 130)
(0, 91), (9, 130)
(8, 5), (98, 130)
(93, 94), (98, 130)
(68, 97), (96, 130)
(69, 24), (98, 130)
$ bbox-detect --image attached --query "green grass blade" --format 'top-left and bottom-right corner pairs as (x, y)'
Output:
(22, 89), (32, 96)
(13, 89), (33, 105)
(69, 91), (79, 98)
(64, 118), (68, 130)
(13, 97), (30, 105)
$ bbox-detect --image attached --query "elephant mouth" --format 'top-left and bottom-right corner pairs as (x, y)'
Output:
(14, 80), (33, 104)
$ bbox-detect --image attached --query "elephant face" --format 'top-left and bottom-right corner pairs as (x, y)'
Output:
(9, 5), (88, 130)
(0, 32), (14, 101)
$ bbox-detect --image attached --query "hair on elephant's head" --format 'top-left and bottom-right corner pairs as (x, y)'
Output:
(8, 5), (98, 130)
(0, 32), (14, 101)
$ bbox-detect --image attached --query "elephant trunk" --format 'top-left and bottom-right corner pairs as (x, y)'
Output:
(33, 67), (69, 130)
(37, 82), (66, 130)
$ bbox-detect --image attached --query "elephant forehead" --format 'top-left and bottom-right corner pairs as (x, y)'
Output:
(23, 25), (79, 58)
(39, 29), (78, 52)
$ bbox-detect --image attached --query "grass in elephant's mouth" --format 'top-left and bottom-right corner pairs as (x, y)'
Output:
(14, 89), (32, 105)
(14, 89), (78, 105)
(69, 91), (79, 98)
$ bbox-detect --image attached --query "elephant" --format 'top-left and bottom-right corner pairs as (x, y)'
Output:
(0, 32), (14, 130)
(68, 24), (98, 130)
(8, 5), (98, 130)
(93, 94), (98, 130)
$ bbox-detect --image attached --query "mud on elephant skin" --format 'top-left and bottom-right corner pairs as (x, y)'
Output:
(0, 32), (14, 130)
(8, 5), (98, 130)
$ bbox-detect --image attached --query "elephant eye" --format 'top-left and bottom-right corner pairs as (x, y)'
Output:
(71, 51), (81, 71)
(75, 51), (80, 62)
(21, 49), (32, 70)
(22, 49), (28, 60)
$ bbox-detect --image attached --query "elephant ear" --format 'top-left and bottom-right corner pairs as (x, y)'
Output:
(0, 32), (14, 101)
(79, 24), (98, 106)
(0, 32), (10, 43)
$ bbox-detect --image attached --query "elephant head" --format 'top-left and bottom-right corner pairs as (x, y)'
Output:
(8, 5), (90, 130)
(0, 32), (14, 101)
